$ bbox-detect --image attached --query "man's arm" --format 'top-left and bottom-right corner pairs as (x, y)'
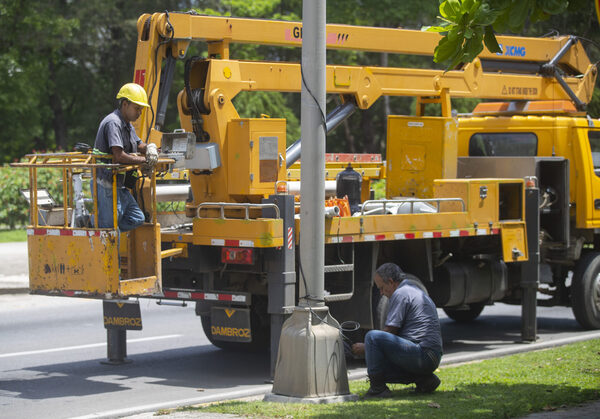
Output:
(351, 326), (399, 356)
(111, 146), (146, 165)
(383, 325), (399, 335)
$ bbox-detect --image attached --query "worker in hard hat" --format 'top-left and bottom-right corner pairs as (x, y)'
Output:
(352, 263), (443, 397)
(93, 83), (159, 230)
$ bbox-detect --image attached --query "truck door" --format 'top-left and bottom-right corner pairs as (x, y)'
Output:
(582, 130), (600, 228)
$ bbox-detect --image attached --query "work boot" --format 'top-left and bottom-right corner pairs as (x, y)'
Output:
(414, 373), (441, 394)
(364, 374), (393, 398)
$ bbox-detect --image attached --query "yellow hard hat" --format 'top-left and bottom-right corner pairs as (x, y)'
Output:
(116, 83), (150, 108)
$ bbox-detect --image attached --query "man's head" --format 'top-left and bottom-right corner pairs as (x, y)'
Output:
(374, 263), (406, 298)
(116, 83), (150, 123)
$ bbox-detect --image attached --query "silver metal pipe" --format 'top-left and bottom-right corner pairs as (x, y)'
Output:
(285, 101), (356, 168)
(156, 184), (189, 202)
(324, 205), (340, 218)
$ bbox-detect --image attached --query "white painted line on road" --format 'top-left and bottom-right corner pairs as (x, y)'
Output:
(0, 334), (182, 358)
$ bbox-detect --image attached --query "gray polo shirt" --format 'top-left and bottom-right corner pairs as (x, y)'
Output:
(385, 282), (443, 353)
(94, 109), (141, 185)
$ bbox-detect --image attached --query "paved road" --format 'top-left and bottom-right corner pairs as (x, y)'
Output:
(0, 242), (28, 293)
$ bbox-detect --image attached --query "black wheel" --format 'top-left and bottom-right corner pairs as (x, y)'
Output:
(571, 252), (600, 329)
(443, 303), (485, 322)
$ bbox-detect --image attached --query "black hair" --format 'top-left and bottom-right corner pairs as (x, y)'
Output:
(376, 263), (406, 284)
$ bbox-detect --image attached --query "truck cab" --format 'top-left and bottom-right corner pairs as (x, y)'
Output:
(457, 101), (600, 328)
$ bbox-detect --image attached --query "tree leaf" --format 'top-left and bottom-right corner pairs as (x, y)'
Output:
(540, 0), (569, 15)
(423, 25), (451, 33)
(473, 3), (497, 26)
(434, 35), (462, 64)
(508, 0), (533, 32)
(440, 0), (463, 21)
(483, 25), (501, 53)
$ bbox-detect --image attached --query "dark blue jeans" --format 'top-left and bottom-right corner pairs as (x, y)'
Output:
(364, 330), (441, 383)
(97, 182), (144, 231)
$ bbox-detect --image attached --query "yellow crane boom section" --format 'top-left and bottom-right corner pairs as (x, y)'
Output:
(132, 12), (597, 141)
(143, 12), (591, 69)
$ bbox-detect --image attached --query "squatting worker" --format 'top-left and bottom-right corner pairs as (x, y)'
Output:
(94, 83), (158, 231)
(352, 263), (443, 397)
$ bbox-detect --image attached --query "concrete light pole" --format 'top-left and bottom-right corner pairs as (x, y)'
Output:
(264, 0), (356, 403)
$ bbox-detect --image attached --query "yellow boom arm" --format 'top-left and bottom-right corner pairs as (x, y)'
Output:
(132, 12), (597, 142)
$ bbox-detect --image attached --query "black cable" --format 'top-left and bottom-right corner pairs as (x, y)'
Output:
(145, 10), (174, 144)
(300, 61), (327, 132)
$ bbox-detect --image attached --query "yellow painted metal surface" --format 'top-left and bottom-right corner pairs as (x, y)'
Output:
(161, 247), (184, 258)
(128, 224), (162, 281)
(500, 222), (529, 262)
(572, 124), (600, 229)
(119, 276), (160, 296)
(322, 212), (471, 241)
(434, 178), (525, 222)
(192, 218), (284, 247)
(142, 13), (591, 68)
(28, 231), (120, 294)
(387, 116), (458, 198)
(226, 118), (287, 198)
(18, 152), (166, 298)
(457, 114), (600, 229)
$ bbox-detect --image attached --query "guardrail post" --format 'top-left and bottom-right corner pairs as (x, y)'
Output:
(521, 186), (540, 342)
(263, 194), (296, 377)
(102, 329), (131, 365)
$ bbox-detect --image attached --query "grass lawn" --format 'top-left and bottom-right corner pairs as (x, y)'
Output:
(173, 339), (600, 418)
(0, 229), (26, 243)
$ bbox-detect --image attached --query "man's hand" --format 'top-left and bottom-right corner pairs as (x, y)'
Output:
(145, 143), (158, 166)
(351, 342), (365, 356)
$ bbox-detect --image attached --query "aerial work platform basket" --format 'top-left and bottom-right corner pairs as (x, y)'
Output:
(12, 152), (165, 298)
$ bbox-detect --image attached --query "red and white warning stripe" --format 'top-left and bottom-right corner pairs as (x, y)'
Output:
(27, 229), (116, 237)
(287, 227), (294, 250)
(162, 290), (248, 303)
(329, 228), (500, 243)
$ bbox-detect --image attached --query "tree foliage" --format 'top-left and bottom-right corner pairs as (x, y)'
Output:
(427, 0), (581, 68)
(0, 0), (598, 166)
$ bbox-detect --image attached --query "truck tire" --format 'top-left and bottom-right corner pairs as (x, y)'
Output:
(443, 303), (485, 322)
(571, 252), (600, 330)
(200, 297), (270, 351)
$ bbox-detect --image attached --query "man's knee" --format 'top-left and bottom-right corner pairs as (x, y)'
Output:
(365, 329), (387, 346)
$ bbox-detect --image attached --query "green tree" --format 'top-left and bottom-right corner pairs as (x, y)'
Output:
(0, 0), (193, 163)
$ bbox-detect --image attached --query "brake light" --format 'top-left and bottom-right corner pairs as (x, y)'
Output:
(221, 247), (254, 265)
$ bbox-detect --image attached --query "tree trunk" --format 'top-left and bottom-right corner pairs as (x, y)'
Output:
(361, 108), (376, 153)
(342, 118), (356, 153)
(48, 60), (68, 150)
